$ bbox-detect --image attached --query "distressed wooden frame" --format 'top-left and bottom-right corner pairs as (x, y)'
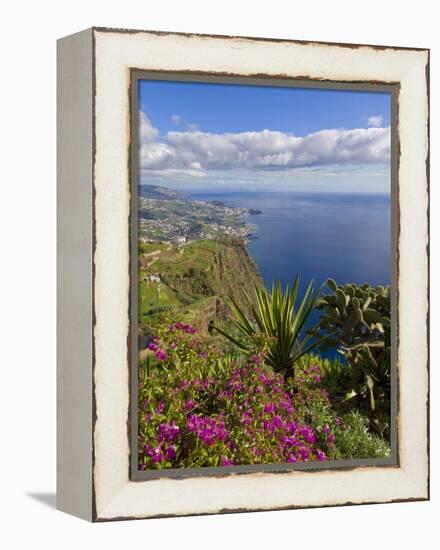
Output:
(57, 27), (429, 522)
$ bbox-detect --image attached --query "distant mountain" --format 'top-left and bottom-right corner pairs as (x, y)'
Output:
(139, 184), (189, 201)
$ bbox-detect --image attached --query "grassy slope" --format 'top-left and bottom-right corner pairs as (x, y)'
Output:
(139, 238), (261, 333)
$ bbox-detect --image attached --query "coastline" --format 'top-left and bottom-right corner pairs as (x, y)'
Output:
(190, 190), (391, 289)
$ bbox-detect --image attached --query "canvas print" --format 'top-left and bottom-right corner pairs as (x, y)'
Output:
(136, 79), (392, 471)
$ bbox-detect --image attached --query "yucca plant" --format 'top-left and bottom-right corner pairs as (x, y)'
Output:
(213, 276), (327, 380)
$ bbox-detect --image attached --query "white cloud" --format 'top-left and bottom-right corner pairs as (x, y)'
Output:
(140, 164), (390, 193)
(367, 115), (383, 128)
(171, 114), (182, 126)
(139, 111), (390, 174)
(140, 167), (206, 179)
(139, 112), (159, 142)
(186, 122), (200, 132)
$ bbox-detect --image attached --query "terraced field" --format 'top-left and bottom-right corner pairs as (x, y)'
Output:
(138, 238), (261, 334)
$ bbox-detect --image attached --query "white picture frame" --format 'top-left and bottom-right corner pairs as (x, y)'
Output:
(57, 27), (429, 522)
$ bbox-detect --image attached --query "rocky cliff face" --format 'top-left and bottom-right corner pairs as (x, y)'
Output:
(208, 240), (262, 319)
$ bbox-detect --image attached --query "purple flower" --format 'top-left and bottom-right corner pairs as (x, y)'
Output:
(262, 419), (273, 433)
(187, 414), (229, 446)
(138, 339), (343, 470)
(157, 421), (180, 442)
(286, 421), (299, 433)
(155, 349), (167, 361)
(263, 403), (276, 414)
(298, 446), (309, 461)
(164, 445), (176, 461)
(279, 398), (293, 413)
(173, 322), (197, 334)
(186, 414), (199, 432)
(146, 445), (163, 463)
(272, 415), (283, 429)
(300, 427), (316, 444)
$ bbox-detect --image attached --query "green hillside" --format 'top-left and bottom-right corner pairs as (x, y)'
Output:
(139, 184), (189, 200)
(138, 237), (262, 335)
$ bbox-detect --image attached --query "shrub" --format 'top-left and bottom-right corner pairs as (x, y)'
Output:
(331, 410), (391, 460)
(138, 323), (334, 470)
(138, 320), (391, 470)
(289, 358), (390, 460)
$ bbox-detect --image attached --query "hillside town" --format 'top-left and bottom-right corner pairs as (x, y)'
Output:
(138, 196), (258, 243)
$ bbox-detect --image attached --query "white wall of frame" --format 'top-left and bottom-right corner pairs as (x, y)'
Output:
(92, 29), (427, 520)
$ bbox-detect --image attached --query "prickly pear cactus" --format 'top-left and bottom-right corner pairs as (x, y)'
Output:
(314, 279), (391, 434)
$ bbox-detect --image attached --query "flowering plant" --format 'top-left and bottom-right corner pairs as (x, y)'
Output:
(138, 322), (338, 470)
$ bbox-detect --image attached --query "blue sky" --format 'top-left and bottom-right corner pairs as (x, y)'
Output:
(138, 79), (391, 193)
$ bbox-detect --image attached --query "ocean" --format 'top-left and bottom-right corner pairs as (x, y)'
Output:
(191, 191), (391, 290)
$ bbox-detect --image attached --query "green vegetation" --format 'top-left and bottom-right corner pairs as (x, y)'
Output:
(139, 184), (189, 200)
(138, 326), (390, 470)
(138, 241), (169, 255)
(331, 411), (391, 459)
(213, 277), (328, 380)
(138, 238), (262, 334)
(314, 279), (391, 437)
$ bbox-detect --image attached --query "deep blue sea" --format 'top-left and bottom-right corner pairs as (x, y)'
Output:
(192, 191), (391, 358)
(192, 191), (391, 289)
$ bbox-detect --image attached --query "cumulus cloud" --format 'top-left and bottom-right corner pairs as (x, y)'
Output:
(171, 114), (182, 126)
(367, 115), (383, 128)
(139, 111), (390, 173)
(139, 112), (159, 142)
